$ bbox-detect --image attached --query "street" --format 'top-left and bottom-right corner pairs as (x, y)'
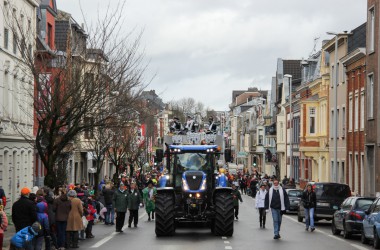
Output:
(75, 194), (371, 250)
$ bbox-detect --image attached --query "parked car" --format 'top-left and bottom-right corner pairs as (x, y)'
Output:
(361, 197), (380, 249)
(286, 189), (303, 213)
(297, 182), (351, 222)
(331, 196), (375, 238)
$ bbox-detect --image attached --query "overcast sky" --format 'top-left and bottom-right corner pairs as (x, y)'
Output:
(58, 0), (366, 111)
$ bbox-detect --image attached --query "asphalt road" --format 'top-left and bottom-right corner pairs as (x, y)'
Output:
(77, 194), (373, 250)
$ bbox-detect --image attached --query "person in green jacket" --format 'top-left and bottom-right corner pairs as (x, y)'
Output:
(232, 183), (243, 220)
(113, 183), (128, 233)
(127, 182), (142, 228)
(142, 180), (157, 221)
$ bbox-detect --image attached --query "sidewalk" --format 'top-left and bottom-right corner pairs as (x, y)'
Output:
(2, 222), (15, 249)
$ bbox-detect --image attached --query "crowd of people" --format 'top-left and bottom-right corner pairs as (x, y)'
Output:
(0, 168), (316, 249)
(0, 171), (159, 250)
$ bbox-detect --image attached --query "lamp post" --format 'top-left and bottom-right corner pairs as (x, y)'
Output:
(284, 74), (293, 179)
(326, 31), (351, 182)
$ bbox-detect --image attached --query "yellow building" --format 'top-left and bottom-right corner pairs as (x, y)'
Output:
(298, 49), (330, 187)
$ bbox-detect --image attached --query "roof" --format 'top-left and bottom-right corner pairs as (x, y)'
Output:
(348, 22), (366, 54)
(39, 0), (57, 16)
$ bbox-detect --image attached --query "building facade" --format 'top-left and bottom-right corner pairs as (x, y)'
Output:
(365, 0), (379, 196)
(0, 0), (38, 211)
(341, 23), (366, 195)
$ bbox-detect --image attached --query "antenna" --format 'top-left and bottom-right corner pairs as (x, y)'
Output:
(310, 36), (320, 57)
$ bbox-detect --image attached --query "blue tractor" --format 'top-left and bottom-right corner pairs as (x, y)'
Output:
(154, 136), (234, 237)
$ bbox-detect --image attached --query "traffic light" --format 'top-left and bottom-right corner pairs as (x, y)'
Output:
(253, 156), (257, 167)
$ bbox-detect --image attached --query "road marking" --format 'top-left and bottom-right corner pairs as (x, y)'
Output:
(225, 246), (232, 250)
(221, 236), (227, 240)
(350, 244), (369, 250)
(285, 214), (370, 249)
(91, 212), (147, 248)
(224, 241), (230, 244)
(91, 232), (117, 248)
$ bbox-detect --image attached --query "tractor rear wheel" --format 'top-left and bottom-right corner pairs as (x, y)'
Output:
(155, 192), (175, 236)
(214, 192), (234, 236)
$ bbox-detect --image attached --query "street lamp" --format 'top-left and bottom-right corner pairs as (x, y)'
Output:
(284, 74), (292, 179)
(326, 31), (351, 182)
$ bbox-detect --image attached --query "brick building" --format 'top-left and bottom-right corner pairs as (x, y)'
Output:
(365, 0), (379, 196)
(342, 23), (366, 195)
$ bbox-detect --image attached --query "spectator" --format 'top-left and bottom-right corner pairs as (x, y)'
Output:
(102, 184), (115, 225)
(142, 180), (157, 221)
(255, 183), (268, 228)
(53, 189), (71, 250)
(265, 179), (290, 240)
(10, 222), (42, 250)
(0, 187), (6, 208)
(35, 201), (49, 250)
(0, 200), (8, 249)
(113, 183), (128, 233)
(12, 187), (38, 232)
(127, 182), (142, 228)
(231, 183), (243, 220)
(66, 190), (83, 248)
(85, 197), (96, 238)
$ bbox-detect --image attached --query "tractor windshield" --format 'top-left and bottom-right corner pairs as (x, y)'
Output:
(176, 153), (209, 172)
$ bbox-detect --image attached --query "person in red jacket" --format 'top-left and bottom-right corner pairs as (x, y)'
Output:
(85, 198), (97, 238)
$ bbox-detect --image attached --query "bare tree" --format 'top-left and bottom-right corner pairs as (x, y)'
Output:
(2, 2), (149, 187)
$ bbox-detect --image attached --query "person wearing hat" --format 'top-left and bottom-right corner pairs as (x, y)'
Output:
(10, 221), (42, 249)
(113, 183), (128, 233)
(184, 115), (195, 132)
(12, 187), (38, 232)
(127, 182), (142, 228)
(255, 183), (268, 228)
(66, 190), (83, 248)
(142, 180), (157, 221)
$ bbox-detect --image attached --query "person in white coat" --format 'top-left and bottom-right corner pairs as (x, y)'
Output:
(255, 183), (267, 228)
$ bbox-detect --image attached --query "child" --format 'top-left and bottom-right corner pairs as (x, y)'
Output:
(85, 198), (96, 238)
(10, 222), (42, 250)
(0, 202), (8, 249)
(35, 201), (49, 250)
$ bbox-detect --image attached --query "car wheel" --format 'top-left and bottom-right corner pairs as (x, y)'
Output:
(361, 228), (368, 244)
(331, 220), (341, 236)
(343, 223), (351, 239)
(374, 229), (380, 249)
(297, 211), (303, 223)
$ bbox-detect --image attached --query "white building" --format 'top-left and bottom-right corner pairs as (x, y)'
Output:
(0, 0), (38, 211)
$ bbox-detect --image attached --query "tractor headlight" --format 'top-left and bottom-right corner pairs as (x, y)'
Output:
(182, 179), (189, 191)
(200, 179), (207, 191)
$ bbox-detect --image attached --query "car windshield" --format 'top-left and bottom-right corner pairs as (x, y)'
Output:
(176, 153), (208, 171)
(288, 190), (302, 197)
(356, 199), (375, 211)
(313, 184), (350, 199)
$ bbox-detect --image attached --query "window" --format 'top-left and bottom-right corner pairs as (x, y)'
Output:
(369, 8), (375, 52)
(342, 107), (346, 137)
(331, 110), (334, 138)
(13, 32), (17, 54)
(258, 129), (263, 145)
(337, 108), (340, 135)
(331, 65), (335, 87)
(337, 62), (340, 84)
(355, 95), (359, 130)
(349, 96), (353, 130)
(368, 74), (374, 118)
(309, 107), (316, 134)
(360, 92), (364, 129)
(47, 23), (53, 48)
(3, 28), (9, 49)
